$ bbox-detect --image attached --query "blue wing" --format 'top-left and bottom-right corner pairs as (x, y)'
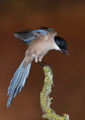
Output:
(14, 29), (48, 44)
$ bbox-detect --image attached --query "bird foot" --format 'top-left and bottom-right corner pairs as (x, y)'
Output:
(38, 61), (52, 68)
(38, 61), (46, 67)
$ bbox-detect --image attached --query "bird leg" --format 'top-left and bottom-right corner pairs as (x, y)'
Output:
(38, 55), (44, 62)
(38, 61), (47, 67)
(38, 61), (52, 68)
(35, 57), (38, 63)
(38, 55), (52, 67)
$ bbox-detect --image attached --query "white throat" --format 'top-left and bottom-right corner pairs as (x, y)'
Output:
(53, 42), (61, 51)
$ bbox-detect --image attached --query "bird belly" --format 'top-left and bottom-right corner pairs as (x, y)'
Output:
(25, 40), (51, 63)
(31, 42), (49, 62)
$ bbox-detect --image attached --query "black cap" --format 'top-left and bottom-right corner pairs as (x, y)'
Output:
(54, 36), (69, 55)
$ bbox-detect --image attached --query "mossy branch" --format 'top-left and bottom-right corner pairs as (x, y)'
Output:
(40, 65), (69, 120)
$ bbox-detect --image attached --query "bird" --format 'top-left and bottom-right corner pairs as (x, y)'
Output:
(7, 26), (69, 107)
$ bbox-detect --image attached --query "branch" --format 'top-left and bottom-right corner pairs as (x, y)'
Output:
(40, 65), (69, 120)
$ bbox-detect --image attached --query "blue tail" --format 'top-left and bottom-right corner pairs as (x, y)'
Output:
(7, 59), (32, 107)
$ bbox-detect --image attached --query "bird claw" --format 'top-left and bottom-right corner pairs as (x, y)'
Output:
(38, 61), (46, 67)
(38, 61), (52, 69)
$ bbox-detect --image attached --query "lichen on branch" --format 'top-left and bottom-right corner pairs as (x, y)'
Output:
(40, 65), (69, 120)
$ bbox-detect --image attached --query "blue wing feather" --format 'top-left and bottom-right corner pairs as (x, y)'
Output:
(33, 29), (48, 35)
(7, 59), (32, 107)
(14, 29), (48, 44)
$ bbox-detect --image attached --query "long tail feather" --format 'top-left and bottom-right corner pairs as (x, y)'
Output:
(7, 59), (32, 107)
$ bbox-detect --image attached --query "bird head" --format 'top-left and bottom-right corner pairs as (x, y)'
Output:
(54, 36), (69, 55)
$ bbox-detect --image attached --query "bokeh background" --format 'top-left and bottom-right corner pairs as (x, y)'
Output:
(0, 0), (85, 120)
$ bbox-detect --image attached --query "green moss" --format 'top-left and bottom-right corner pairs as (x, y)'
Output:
(40, 65), (69, 120)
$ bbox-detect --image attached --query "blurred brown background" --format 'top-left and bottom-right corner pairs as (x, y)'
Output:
(0, 0), (85, 120)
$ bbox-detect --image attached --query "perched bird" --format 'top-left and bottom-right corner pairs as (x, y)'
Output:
(7, 27), (68, 107)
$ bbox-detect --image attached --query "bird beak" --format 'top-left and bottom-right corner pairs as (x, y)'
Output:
(65, 50), (69, 56)
(62, 50), (69, 56)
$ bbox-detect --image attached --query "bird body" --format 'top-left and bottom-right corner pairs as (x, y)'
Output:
(24, 34), (59, 65)
(7, 27), (68, 107)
